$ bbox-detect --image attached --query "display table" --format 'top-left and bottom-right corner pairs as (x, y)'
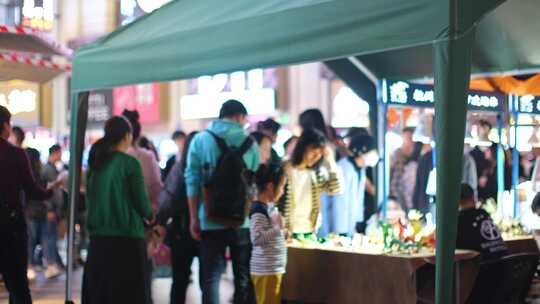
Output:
(504, 235), (539, 254)
(282, 245), (479, 304)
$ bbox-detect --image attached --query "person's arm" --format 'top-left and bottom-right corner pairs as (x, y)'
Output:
(127, 158), (153, 221)
(185, 135), (203, 240)
(19, 150), (52, 201)
(250, 213), (282, 246)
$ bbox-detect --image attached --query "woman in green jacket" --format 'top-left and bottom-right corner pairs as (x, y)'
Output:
(82, 116), (153, 304)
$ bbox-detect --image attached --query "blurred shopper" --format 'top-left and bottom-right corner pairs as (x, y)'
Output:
(457, 183), (507, 260)
(156, 131), (201, 304)
(139, 136), (160, 162)
(41, 144), (65, 278)
(82, 116), (153, 304)
(469, 120), (493, 184)
(413, 148), (478, 213)
(163, 130), (187, 180)
(279, 129), (342, 238)
(0, 105), (57, 304)
(185, 100), (259, 304)
(250, 164), (287, 304)
(319, 135), (378, 237)
(9, 126), (25, 147)
(25, 148), (48, 278)
(251, 131), (273, 165)
(122, 110), (163, 304)
(389, 127), (422, 211)
(478, 143), (498, 202)
(257, 118), (281, 163)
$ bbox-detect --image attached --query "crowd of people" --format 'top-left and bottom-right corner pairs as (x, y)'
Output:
(1, 99), (530, 304)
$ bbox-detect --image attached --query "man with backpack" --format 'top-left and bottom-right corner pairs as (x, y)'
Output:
(185, 100), (260, 304)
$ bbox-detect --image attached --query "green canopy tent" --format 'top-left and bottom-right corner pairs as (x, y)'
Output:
(68, 0), (507, 303)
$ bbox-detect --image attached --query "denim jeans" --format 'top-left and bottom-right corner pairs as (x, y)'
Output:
(27, 219), (49, 266)
(46, 219), (62, 266)
(200, 228), (255, 304)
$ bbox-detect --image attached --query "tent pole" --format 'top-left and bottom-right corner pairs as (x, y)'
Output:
(512, 97), (519, 217)
(65, 91), (89, 304)
(377, 79), (388, 220)
(496, 113), (505, 207)
(433, 28), (475, 304)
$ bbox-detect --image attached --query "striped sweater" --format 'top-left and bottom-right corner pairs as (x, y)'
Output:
(279, 162), (342, 233)
(250, 202), (287, 275)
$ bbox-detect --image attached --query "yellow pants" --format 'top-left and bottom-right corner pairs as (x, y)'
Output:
(251, 274), (283, 304)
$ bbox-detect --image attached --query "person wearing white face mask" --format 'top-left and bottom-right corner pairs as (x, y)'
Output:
(319, 135), (379, 237)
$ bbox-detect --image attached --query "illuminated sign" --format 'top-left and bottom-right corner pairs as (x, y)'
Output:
(385, 81), (503, 112)
(181, 69), (277, 119)
(22, 0), (54, 31)
(0, 89), (37, 114)
(0, 81), (39, 127)
(510, 94), (540, 114)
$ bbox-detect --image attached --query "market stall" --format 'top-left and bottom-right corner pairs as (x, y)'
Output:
(67, 0), (537, 303)
(377, 80), (506, 216)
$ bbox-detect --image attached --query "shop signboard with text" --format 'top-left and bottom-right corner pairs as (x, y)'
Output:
(384, 80), (504, 112)
(87, 90), (113, 126)
(510, 94), (540, 115)
(113, 84), (160, 124)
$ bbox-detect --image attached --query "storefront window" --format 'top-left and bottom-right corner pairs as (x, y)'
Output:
(0, 0), (21, 26)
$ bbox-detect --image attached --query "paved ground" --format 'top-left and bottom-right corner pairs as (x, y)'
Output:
(0, 262), (235, 304)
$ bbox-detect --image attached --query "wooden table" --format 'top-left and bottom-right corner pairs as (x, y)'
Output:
(282, 246), (479, 304)
(504, 235), (539, 254)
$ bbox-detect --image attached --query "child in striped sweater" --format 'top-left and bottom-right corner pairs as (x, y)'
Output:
(250, 163), (288, 304)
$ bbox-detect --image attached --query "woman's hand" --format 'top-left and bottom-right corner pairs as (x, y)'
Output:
(323, 145), (337, 170)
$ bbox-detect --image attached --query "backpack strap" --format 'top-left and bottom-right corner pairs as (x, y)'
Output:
(238, 136), (254, 156)
(207, 130), (229, 153)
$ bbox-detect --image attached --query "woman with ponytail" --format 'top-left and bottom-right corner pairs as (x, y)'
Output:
(82, 116), (153, 304)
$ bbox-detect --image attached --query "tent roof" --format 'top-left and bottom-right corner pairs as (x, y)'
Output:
(71, 0), (503, 93)
(329, 0), (540, 81)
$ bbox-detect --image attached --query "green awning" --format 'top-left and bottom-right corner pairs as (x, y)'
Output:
(333, 0), (540, 81)
(71, 0), (503, 92)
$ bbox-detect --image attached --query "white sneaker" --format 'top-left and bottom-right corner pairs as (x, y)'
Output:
(44, 265), (62, 279)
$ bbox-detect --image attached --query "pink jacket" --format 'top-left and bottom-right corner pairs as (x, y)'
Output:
(127, 147), (163, 209)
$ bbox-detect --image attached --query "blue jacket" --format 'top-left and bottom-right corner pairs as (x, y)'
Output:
(319, 158), (365, 236)
(185, 119), (260, 230)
